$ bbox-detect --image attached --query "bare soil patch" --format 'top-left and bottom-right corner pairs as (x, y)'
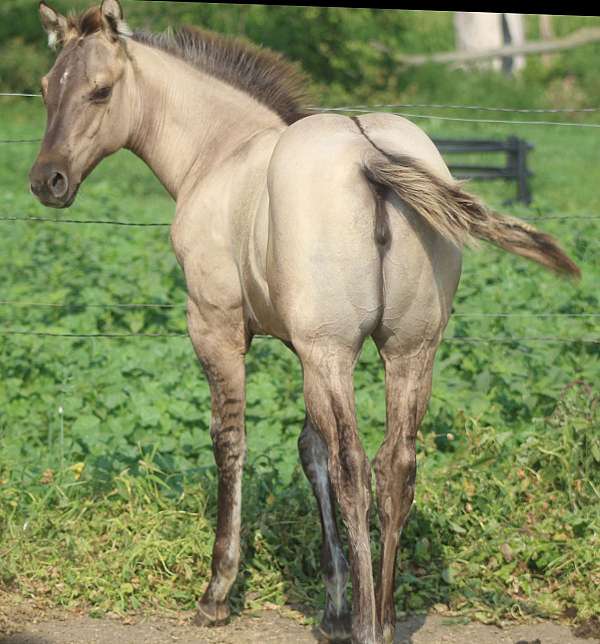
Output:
(0, 594), (597, 644)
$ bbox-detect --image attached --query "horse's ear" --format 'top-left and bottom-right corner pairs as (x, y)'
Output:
(101, 0), (132, 39)
(39, 1), (69, 50)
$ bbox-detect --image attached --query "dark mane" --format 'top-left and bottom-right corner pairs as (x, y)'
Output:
(132, 27), (310, 125)
(67, 8), (311, 124)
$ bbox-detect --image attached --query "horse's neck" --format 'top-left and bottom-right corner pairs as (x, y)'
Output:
(124, 40), (284, 201)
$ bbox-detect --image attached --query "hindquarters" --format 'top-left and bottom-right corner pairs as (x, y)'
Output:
(265, 114), (386, 351)
(264, 112), (462, 356)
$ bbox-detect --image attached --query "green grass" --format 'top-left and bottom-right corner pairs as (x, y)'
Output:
(0, 92), (599, 626)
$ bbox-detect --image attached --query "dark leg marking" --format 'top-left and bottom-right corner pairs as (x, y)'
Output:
(301, 350), (382, 644)
(298, 417), (351, 641)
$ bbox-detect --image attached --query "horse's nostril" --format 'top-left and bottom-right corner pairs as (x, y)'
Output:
(48, 171), (68, 198)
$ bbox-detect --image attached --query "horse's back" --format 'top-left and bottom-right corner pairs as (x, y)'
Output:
(264, 113), (461, 352)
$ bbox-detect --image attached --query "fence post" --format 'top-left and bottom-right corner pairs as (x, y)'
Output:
(505, 136), (532, 204)
(517, 137), (532, 204)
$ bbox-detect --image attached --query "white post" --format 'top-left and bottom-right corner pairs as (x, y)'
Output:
(454, 12), (526, 74)
(503, 13), (526, 73)
(454, 12), (503, 71)
(539, 14), (555, 66)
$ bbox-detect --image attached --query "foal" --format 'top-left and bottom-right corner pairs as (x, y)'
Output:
(29, 2), (580, 642)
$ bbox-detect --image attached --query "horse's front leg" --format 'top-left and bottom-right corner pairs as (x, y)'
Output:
(186, 297), (247, 626)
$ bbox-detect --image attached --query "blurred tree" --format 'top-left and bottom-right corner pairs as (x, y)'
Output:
(0, 0), (410, 100)
(2, 3), (600, 110)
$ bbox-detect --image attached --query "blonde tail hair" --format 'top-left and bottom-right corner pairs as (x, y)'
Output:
(363, 154), (580, 279)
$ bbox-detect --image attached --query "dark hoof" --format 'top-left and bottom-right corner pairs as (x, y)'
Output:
(316, 611), (352, 642)
(194, 599), (231, 626)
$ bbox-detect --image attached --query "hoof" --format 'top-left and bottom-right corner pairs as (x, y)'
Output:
(316, 611), (352, 642)
(194, 599), (230, 627)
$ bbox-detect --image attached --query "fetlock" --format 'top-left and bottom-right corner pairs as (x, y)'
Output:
(318, 598), (352, 641)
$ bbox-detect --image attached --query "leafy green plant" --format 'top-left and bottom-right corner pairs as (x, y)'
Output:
(1, 6), (599, 623)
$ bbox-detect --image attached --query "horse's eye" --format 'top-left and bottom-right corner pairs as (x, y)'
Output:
(90, 86), (112, 102)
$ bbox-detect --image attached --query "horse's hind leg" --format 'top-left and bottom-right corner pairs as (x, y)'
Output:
(298, 341), (382, 644)
(371, 337), (438, 643)
(298, 416), (351, 641)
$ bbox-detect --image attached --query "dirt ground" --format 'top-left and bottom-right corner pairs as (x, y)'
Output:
(1, 601), (598, 644)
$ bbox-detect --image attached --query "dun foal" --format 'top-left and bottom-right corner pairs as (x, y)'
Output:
(29, 2), (580, 642)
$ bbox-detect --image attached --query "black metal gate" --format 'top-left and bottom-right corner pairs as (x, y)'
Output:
(432, 136), (534, 204)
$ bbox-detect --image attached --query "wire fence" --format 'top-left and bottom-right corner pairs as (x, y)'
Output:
(0, 300), (184, 309)
(0, 138), (41, 144)
(312, 107), (600, 129)
(0, 92), (41, 97)
(2, 214), (600, 226)
(1, 92), (599, 347)
(2, 114), (600, 136)
(3, 93), (600, 135)
(314, 102), (600, 114)
(0, 215), (170, 226)
(1, 299), (599, 318)
(4, 91), (600, 114)
(1, 329), (598, 344)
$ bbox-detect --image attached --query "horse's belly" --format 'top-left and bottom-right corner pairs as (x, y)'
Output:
(239, 190), (291, 339)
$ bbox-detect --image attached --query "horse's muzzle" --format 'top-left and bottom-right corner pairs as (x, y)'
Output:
(29, 160), (75, 208)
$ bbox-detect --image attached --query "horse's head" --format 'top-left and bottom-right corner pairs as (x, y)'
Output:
(29, 0), (133, 208)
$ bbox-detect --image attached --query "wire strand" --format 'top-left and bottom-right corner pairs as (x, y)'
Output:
(444, 336), (600, 344)
(0, 329), (598, 343)
(315, 107), (600, 128)
(0, 216), (170, 227)
(0, 138), (40, 144)
(1, 214), (599, 227)
(0, 330), (188, 338)
(0, 300), (598, 317)
(2, 109), (600, 147)
(0, 92), (41, 97)
(0, 300), (185, 309)
(2, 93), (599, 114)
(452, 313), (600, 318)
(311, 103), (600, 114)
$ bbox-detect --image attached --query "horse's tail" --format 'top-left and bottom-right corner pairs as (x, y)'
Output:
(363, 153), (580, 279)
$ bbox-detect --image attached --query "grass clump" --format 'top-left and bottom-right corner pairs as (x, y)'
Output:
(1, 383), (597, 623)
